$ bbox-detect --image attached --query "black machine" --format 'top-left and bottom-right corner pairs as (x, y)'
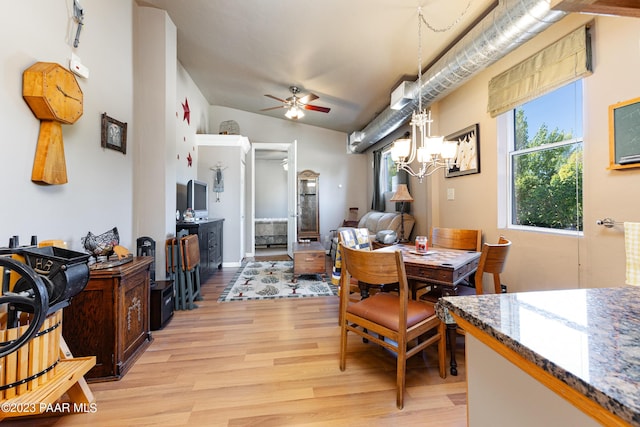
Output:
(0, 246), (90, 358)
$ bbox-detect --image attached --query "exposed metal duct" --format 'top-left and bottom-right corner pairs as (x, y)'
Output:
(349, 0), (567, 153)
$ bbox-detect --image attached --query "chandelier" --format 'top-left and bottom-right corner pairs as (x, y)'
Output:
(390, 7), (458, 182)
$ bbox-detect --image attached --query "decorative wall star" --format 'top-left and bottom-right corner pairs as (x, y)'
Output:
(182, 98), (190, 125)
(187, 152), (192, 167)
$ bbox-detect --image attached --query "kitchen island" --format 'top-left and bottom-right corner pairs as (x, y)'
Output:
(439, 287), (640, 426)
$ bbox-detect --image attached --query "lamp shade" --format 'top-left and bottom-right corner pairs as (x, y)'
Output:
(391, 137), (411, 161)
(389, 184), (414, 202)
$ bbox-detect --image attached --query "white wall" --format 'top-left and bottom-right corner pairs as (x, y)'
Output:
(175, 63), (211, 186)
(1, 0), (135, 251)
(197, 145), (244, 265)
(255, 159), (288, 218)
(208, 105), (369, 247)
(133, 6), (176, 279)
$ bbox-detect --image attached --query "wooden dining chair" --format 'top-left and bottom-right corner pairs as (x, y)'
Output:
(338, 243), (446, 409)
(422, 236), (510, 301)
(421, 237), (511, 375)
(471, 236), (511, 295)
(410, 227), (482, 299)
(332, 228), (371, 325)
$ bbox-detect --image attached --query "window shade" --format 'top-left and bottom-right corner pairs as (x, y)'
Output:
(487, 25), (592, 118)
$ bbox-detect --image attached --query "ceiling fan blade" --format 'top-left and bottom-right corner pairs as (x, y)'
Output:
(303, 104), (331, 113)
(298, 93), (319, 104)
(260, 105), (286, 111)
(264, 94), (287, 103)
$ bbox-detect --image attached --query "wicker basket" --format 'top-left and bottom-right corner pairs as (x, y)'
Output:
(219, 120), (240, 135)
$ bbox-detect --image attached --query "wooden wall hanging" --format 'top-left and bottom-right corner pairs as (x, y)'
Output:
(23, 62), (83, 185)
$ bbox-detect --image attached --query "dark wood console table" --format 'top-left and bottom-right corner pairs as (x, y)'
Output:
(62, 257), (153, 382)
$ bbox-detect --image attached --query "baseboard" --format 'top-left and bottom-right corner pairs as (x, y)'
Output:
(223, 261), (242, 268)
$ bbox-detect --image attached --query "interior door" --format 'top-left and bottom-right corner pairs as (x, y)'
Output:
(287, 141), (297, 258)
(239, 158), (245, 261)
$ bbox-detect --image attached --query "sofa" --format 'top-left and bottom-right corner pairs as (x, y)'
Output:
(330, 210), (415, 261)
(357, 211), (415, 241)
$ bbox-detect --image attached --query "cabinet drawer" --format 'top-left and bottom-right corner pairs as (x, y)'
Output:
(294, 252), (324, 273)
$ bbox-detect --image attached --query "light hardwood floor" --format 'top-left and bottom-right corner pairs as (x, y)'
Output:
(4, 256), (467, 426)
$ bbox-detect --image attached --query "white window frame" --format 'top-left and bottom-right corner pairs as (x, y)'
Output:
(498, 94), (584, 237)
(380, 147), (397, 195)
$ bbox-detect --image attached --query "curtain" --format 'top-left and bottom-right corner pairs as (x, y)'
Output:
(371, 149), (384, 211)
(487, 25), (592, 118)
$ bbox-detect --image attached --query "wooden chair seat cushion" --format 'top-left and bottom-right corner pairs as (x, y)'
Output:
(347, 293), (436, 331)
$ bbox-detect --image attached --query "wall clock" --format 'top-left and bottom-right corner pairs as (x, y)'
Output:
(23, 62), (84, 185)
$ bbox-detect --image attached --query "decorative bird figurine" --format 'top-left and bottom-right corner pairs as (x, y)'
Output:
(82, 227), (119, 261)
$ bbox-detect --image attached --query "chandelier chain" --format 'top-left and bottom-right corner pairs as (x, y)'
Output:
(417, 7), (423, 112)
(390, 3), (470, 182)
(420, 0), (473, 33)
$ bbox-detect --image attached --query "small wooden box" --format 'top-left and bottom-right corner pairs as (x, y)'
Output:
(292, 241), (326, 281)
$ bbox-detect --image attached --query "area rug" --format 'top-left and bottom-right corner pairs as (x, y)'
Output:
(218, 260), (337, 302)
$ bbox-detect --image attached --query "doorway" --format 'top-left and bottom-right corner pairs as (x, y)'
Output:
(251, 142), (296, 258)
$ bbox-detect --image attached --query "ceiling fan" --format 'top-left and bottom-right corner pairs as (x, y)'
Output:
(261, 86), (330, 119)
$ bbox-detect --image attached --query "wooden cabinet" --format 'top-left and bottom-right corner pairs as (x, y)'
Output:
(297, 170), (320, 241)
(62, 257), (153, 382)
(292, 241), (326, 282)
(176, 218), (224, 281)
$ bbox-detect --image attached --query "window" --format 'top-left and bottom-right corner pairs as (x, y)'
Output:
(504, 80), (583, 233)
(380, 148), (398, 194)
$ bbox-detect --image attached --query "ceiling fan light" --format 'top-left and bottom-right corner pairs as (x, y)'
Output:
(285, 105), (304, 119)
(285, 107), (296, 119)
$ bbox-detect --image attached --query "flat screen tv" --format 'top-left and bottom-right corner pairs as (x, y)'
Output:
(187, 179), (209, 220)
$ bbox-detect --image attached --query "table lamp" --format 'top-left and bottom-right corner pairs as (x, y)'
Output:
(390, 184), (414, 242)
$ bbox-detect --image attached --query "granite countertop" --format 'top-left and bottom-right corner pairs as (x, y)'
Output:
(438, 287), (640, 426)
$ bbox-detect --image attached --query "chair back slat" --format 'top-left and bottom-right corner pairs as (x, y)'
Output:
(475, 236), (511, 294)
(339, 245), (408, 300)
(430, 227), (482, 251)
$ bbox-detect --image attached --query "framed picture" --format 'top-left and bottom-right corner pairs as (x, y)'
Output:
(445, 123), (480, 178)
(608, 97), (640, 170)
(101, 113), (127, 154)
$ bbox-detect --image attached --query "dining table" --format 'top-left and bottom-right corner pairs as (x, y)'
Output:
(374, 243), (481, 375)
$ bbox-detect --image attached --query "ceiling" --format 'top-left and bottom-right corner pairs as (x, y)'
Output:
(137, 0), (497, 135)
